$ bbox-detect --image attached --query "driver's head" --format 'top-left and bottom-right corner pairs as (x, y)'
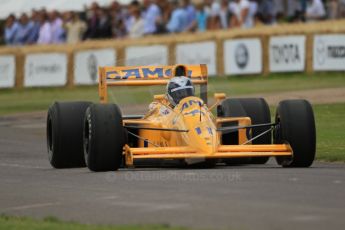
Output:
(166, 76), (195, 107)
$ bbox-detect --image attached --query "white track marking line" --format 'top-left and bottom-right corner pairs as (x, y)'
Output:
(13, 123), (45, 129)
(110, 201), (188, 211)
(5, 202), (60, 211)
(0, 163), (46, 169)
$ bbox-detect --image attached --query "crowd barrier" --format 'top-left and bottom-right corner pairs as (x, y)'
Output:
(0, 19), (344, 88)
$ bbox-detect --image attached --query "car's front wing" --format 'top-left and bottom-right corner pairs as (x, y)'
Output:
(124, 144), (293, 166)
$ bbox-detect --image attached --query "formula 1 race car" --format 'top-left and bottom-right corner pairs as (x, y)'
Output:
(47, 64), (316, 171)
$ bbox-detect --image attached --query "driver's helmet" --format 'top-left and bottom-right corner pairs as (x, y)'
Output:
(166, 76), (195, 106)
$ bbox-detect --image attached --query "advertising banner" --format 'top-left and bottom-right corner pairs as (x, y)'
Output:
(313, 34), (345, 71)
(176, 41), (217, 76)
(269, 35), (306, 72)
(125, 45), (168, 66)
(74, 49), (116, 85)
(24, 53), (67, 87)
(0, 55), (15, 88)
(224, 39), (262, 75)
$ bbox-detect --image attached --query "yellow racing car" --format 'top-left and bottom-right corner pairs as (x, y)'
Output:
(47, 64), (316, 171)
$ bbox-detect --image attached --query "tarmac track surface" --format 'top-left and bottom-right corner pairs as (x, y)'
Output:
(0, 113), (344, 230)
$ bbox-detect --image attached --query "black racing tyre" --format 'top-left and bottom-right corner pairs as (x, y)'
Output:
(274, 100), (316, 167)
(218, 98), (250, 165)
(47, 101), (91, 168)
(237, 98), (271, 164)
(84, 103), (125, 172)
(218, 98), (271, 165)
(218, 98), (246, 145)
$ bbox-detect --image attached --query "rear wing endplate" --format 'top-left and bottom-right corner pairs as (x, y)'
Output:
(98, 64), (208, 104)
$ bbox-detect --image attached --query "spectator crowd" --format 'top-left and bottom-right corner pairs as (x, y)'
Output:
(2, 0), (345, 46)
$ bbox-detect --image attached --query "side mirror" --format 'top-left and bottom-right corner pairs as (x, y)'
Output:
(154, 94), (166, 101)
(214, 93), (226, 100)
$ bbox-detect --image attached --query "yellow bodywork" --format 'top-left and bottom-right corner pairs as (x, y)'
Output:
(98, 64), (293, 167)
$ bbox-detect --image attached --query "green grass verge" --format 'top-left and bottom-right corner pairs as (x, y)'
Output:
(0, 72), (344, 115)
(207, 72), (345, 95)
(270, 103), (345, 162)
(313, 103), (345, 162)
(0, 215), (188, 230)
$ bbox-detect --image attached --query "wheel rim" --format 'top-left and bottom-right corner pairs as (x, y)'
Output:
(274, 114), (293, 166)
(83, 117), (90, 162)
(274, 115), (281, 143)
(47, 115), (54, 161)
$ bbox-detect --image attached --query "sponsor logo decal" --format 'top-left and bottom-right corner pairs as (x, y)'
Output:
(184, 109), (205, 116)
(180, 99), (203, 112)
(106, 67), (194, 80)
(235, 44), (249, 69)
(316, 39), (326, 65)
(159, 106), (170, 115)
(271, 44), (301, 64)
(28, 63), (62, 77)
(327, 46), (345, 58)
(316, 38), (345, 65)
(87, 54), (98, 82)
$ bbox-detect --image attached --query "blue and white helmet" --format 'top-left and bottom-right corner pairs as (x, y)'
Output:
(166, 76), (195, 106)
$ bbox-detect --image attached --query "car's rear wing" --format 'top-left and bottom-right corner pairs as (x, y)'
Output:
(98, 64), (208, 104)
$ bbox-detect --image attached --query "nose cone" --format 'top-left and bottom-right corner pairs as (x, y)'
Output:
(184, 116), (217, 154)
(181, 112), (217, 154)
(175, 97), (218, 155)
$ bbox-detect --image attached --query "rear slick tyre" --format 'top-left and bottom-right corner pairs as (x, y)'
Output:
(218, 98), (271, 165)
(236, 98), (271, 164)
(47, 101), (91, 168)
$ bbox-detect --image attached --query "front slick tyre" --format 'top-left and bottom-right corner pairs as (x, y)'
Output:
(84, 103), (125, 172)
(274, 100), (316, 167)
